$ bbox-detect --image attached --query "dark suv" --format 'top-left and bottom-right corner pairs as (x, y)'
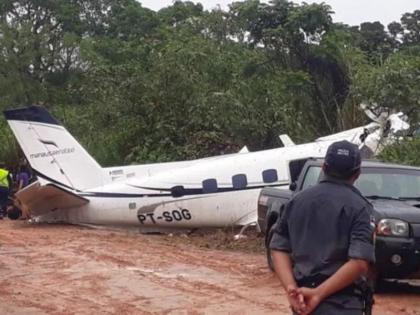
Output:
(258, 159), (420, 280)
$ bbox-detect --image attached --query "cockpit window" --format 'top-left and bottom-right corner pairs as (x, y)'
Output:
(262, 169), (278, 183)
(202, 179), (218, 193)
(232, 174), (247, 189)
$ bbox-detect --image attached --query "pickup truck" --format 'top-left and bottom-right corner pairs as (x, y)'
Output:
(258, 158), (420, 280)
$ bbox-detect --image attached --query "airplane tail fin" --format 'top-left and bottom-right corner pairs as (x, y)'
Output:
(4, 106), (105, 191)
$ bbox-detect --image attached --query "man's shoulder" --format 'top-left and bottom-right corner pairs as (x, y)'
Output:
(291, 184), (324, 202)
(294, 181), (334, 197)
(294, 181), (370, 208)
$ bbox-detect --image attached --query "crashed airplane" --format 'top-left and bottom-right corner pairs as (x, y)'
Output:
(3, 105), (409, 229)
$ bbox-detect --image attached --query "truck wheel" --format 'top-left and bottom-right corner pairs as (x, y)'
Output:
(265, 225), (276, 272)
(266, 247), (275, 272)
(366, 269), (380, 293)
(369, 273), (383, 293)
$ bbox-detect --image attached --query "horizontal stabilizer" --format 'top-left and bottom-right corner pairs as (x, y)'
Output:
(15, 181), (89, 216)
(279, 134), (295, 147)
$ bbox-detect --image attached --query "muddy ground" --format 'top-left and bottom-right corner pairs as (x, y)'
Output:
(0, 220), (419, 315)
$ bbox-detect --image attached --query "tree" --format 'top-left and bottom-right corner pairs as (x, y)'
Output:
(158, 0), (204, 27)
(0, 0), (418, 168)
(385, 10), (420, 49)
(105, 0), (159, 41)
(357, 21), (393, 62)
(379, 138), (420, 167)
(0, 0), (88, 108)
(352, 51), (420, 124)
(400, 10), (420, 46)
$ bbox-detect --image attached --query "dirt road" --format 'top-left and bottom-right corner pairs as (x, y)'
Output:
(0, 220), (419, 315)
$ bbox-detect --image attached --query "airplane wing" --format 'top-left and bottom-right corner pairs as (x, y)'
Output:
(315, 126), (370, 143)
(15, 181), (89, 216)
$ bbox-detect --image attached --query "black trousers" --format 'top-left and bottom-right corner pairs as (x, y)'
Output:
(0, 186), (9, 215)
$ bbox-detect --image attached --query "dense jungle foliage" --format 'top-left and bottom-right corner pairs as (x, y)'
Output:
(0, 0), (419, 167)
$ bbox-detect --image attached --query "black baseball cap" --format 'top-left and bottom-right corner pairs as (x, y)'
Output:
(324, 140), (361, 178)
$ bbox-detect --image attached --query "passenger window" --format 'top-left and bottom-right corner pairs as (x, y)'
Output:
(232, 174), (247, 189)
(262, 169), (278, 183)
(301, 166), (322, 190)
(202, 179), (218, 193)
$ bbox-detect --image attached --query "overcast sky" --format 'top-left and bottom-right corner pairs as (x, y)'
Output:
(139, 0), (420, 26)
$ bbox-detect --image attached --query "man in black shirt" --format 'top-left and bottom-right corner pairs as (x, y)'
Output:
(270, 141), (375, 315)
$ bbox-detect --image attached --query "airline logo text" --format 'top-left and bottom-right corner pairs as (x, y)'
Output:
(30, 148), (75, 159)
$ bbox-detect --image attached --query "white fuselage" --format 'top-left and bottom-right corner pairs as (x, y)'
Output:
(6, 106), (409, 230)
(39, 141), (332, 228)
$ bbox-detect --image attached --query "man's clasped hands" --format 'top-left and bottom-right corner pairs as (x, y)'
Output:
(286, 284), (324, 315)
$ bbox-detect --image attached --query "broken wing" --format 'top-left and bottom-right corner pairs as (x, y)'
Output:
(15, 181), (89, 216)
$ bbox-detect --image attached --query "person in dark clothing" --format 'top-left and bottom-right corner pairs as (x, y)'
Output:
(270, 141), (375, 315)
(16, 166), (30, 191)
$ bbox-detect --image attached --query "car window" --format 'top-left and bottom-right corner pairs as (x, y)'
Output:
(355, 168), (420, 198)
(289, 159), (310, 183)
(302, 166), (322, 190)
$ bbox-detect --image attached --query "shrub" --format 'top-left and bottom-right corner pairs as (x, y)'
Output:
(378, 137), (420, 167)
